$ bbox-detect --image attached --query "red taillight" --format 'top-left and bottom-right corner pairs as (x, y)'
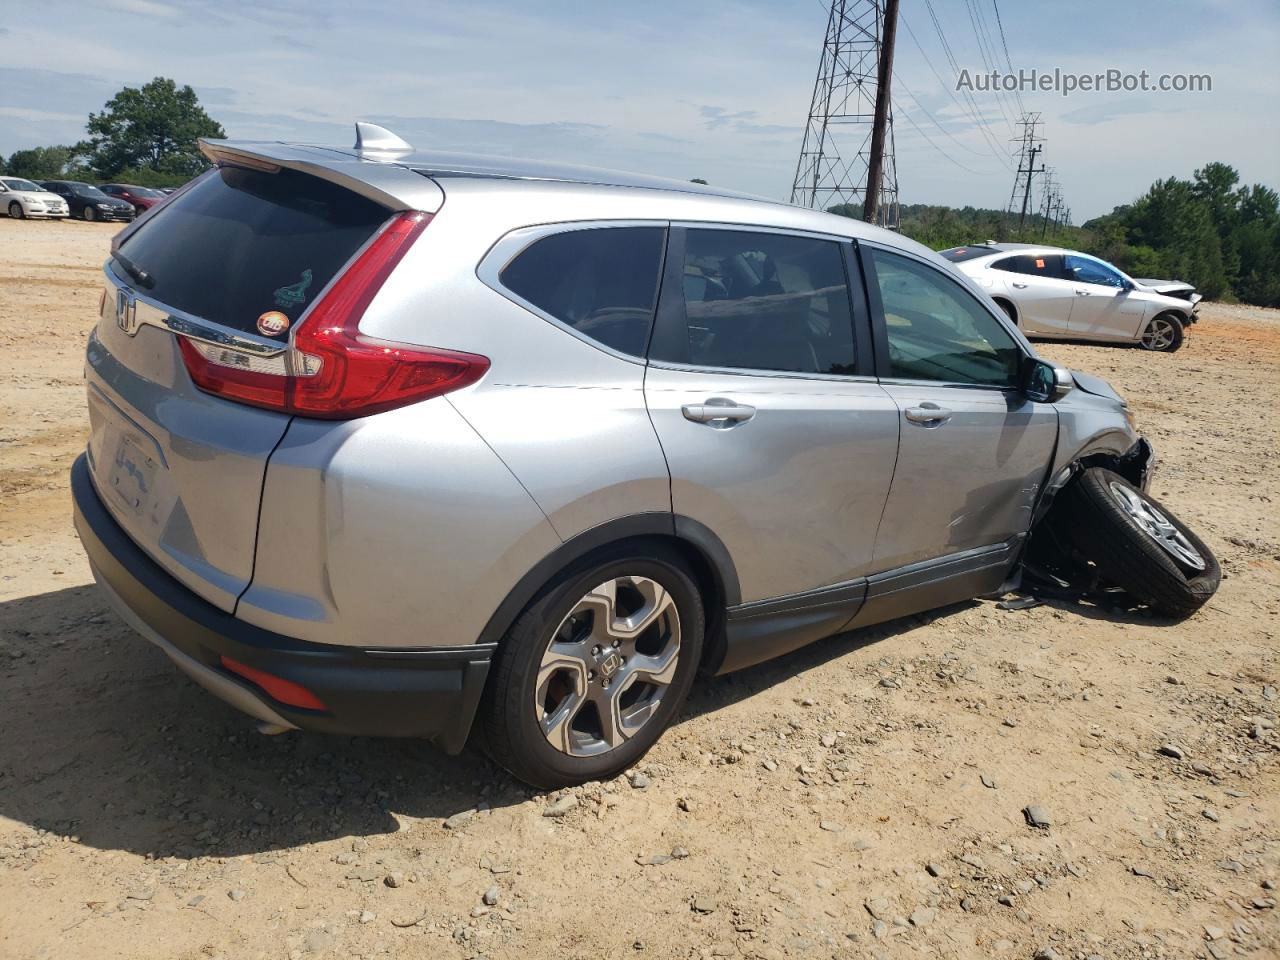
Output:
(219, 656), (328, 711)
(179, 210), (490, 419)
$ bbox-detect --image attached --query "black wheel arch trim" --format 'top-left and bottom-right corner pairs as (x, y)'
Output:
(476, 512), (741, 648)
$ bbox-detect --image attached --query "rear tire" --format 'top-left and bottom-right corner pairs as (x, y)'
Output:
(1140, 313), (1184, 352)
(994, 298), (1017, 324)
(1057, 467), (1219, 618)
(480, 544), (705, 789)
(7, 201), (23, 220)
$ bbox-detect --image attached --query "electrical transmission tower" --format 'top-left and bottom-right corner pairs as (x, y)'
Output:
(790, 0), (901, 228)
(1006, 112), (1044, 237)
(1038, 169), (1058, 238)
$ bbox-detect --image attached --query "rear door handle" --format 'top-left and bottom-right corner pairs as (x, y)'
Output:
(904, 403), (952, 426)
(1011, 282), (1028, 289)
(1075, 289), (1092, 296)
(682, 399), (756, 426)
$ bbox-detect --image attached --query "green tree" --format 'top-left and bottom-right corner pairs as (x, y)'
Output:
(5, 145), (89, 180)
(80, 77), (224, 178)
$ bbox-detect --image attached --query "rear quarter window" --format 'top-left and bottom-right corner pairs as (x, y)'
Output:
(118, 167), (389, 340)
(498, 226), (665, 358)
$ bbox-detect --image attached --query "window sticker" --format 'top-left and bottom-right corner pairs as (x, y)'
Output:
(274, 269), (313, 309)
(257, 310), (290, 337)
(1035, 258), (1045, 269)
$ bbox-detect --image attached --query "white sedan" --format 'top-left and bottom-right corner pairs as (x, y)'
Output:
(942, 243), (1200, 353)
(0, 177), (70, 220)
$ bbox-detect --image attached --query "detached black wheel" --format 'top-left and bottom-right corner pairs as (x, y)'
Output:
(1059, 467), (1219, 617)
(1140, 313), (1184, 352)
(481, 545), (704, 789)
(8, 201), (23, 220)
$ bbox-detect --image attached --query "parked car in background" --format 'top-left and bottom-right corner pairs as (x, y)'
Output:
(0, 177), (69, 219)
(100, 183), (166, 213)
(38, 180), (135, 222)
(941, 243), (1200, 352)
(72, 125), (1220, 789)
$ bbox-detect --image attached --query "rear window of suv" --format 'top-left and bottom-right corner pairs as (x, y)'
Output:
(117, 167), (388, 339)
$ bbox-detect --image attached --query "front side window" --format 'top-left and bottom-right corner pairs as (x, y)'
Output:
(678, 228), (855, 375)
(870, 248), (1022, 387)
(499, 226), (665, 359)
(1065, 254), (1125, 288)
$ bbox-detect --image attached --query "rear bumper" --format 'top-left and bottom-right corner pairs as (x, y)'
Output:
(71, 454), (493, 753)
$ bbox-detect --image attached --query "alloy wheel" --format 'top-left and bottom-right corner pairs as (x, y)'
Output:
(1109, 481), (1206, 571)
(83, 206), (96, 222)
(8, 202), (22, 220)
(535, 575), (681, 758)
(1141, 317), (1176, 350)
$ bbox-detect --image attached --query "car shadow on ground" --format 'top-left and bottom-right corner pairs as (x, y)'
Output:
(0, 581), (1164, 861)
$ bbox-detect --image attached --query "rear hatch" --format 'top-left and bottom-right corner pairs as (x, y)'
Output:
(85, 163), (397, 611)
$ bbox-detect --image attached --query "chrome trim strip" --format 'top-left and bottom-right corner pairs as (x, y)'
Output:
(104, 261), (286, 357)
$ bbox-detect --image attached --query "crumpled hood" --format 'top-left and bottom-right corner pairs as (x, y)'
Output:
(1069, 368), (1125, 404)
(1134, 278), (1196, 294)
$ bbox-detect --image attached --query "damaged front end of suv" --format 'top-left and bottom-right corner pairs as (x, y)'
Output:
(1018, 367), (1220, 617)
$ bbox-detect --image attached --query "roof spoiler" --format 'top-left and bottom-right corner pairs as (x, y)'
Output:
(196, 137), (442, 212)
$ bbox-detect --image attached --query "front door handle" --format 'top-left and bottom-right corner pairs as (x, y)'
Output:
(1011, 281), (1029, 289)
(1075, 289), (1092, 296)
(904, 403), (952, 426)
(682, 399), (756, 426)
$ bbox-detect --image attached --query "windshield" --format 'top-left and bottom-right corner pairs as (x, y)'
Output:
(127, 186), (164, 198)
(71, 183), (109, 199)
(2, 178), (42, 192)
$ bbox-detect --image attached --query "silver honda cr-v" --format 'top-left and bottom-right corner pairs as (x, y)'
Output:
(72, 123), (1219, 788)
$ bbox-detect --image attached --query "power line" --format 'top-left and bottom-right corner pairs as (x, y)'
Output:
(921, 0), (1014, 166)
(962, 0), (1016, 135)
(892, 97), (985, 176)
(988, 0), (1025, 115)
(897, 12), (1013, 169)
(892, 71), (988, 160)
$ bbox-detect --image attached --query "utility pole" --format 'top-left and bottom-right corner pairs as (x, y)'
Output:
(791, 0), (901, 228)
(862, 0), (899, 224)
(1006, 113), (1044, 239)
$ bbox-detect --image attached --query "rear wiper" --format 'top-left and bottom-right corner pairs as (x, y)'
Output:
(111, 251), (155, 290)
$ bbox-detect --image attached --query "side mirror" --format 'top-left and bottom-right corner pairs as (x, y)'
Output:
(1022, 358), (1073, 403)
(0, 184), (7, 192)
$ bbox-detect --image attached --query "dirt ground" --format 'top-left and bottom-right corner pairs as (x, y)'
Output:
(0, 217), (1276, 960)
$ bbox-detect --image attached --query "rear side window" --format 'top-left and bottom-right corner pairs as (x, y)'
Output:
(991, 254), (1065, 278)
(499, 226), (665, 358)
(118, 167), (388, 339)
(677, 229), (855, 375)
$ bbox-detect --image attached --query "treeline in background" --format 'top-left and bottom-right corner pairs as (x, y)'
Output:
(845, 162), (1278, 307)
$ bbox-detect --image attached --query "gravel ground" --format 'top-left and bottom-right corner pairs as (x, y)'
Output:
(0, 217), (1276, 960)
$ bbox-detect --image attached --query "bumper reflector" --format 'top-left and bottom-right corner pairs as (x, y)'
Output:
(219, 656), (328, 711)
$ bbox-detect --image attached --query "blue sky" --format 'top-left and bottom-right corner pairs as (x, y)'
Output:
(1, 0), (1276, 220)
